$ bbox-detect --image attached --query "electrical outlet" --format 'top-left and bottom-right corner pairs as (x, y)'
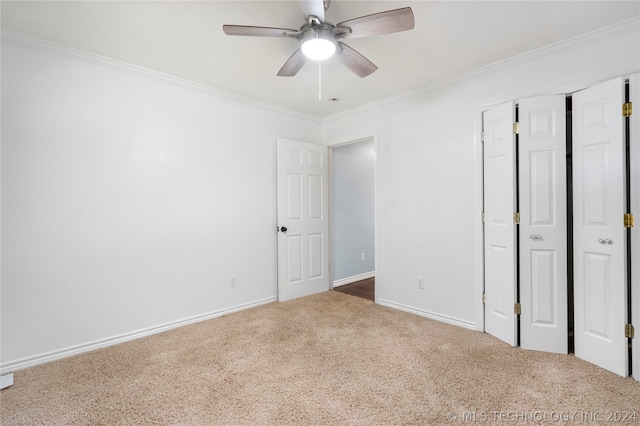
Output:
(418, 277), (425, 289)
(230, 276), (236, 288)
(361, 253), (366, 261)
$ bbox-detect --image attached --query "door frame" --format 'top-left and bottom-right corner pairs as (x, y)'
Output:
(629, 73), (639, 381)
(476, 109), (486, 332)
(326, 132), (379, 302)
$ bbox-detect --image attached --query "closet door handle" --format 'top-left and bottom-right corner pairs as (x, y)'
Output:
(598, 238), (613, 245)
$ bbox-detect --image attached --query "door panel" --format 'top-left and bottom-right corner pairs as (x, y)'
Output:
(483, 101), (517, 346)
(530, 249), (557, 324)
(277, 139), (329, 302)
(573, 78), (627, 376)
(519, 95), (568, 354)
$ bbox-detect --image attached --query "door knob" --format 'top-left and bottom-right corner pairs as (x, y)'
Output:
(280, 226), (287, 233)
(598, 238), (613, 245)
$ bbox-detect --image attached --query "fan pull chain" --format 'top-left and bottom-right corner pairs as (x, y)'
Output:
(318, 61), (322, 102)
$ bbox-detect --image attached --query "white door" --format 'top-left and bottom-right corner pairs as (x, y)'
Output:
(483, 101), (518, 346)
(277, 138), (329, 302)
(519, 96), (568, 354)
(573, 77), (628, 376)
(630, 73), (640, 381)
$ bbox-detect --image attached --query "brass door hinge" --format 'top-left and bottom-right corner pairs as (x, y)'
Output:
(623, 102), (633, 117)
(514, 212), (520, 224)
(482, 292), (486, 304)
(514, 303), (521, 315)
(624, 213), (634, 228)
(625, 324), (635, 339)
(513, 122), (520, 134)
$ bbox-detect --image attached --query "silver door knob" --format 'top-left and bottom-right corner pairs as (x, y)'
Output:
(530, 234), (541, 240)
(598, 238), (613, 245)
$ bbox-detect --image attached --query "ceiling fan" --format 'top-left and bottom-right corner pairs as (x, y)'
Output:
(222, 0), (414, 78)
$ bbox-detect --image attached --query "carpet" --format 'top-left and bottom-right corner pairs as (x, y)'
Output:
(1, 291), (638, 425)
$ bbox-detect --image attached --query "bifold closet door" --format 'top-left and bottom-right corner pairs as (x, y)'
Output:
(483, 101), (517, 346)
(518, 96), (568, 354)
(573, 77), (628, 377)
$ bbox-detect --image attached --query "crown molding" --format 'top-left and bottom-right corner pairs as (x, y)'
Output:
(1, 29), (322, 125)
(323, 16), (640, 123)
(2, 15), (638, 125)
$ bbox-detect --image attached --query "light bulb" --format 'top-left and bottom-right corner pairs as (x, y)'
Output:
(301, 38), (336, 61)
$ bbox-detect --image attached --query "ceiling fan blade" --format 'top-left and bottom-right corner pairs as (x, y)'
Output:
(223, 25), (297, 37)
(299, 0), (326, 22)
(277, 49), (308, 77)
(337, 7), (414, 38)
(335, 42), (377, 78)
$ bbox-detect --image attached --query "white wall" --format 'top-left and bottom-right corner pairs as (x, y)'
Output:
(0, 36), (321, 371)
(323, 19), (640, 329)
(331, 139), (375, 284)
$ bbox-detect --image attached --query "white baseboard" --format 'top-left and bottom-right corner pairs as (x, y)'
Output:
(1, 373), (14, 389)
(378, 298), (478, 331)
(0, 296), (277, 375)
(332, 271), (375, 288)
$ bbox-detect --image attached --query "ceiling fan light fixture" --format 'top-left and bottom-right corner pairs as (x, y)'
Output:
(301, 38), (336, 60)
(300, 25), (336, 61)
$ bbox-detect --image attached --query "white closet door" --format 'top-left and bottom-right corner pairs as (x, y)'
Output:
(277, 138), (329, 302)
(573, 77), (628, 377)
(483, 101), (517, 346)
(630, 73), (640, 381)
(519, 95), (568, 354)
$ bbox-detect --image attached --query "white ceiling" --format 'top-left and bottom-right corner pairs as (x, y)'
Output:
(2, 1), (639, 118)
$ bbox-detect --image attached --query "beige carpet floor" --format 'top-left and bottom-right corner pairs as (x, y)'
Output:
(1, 291), (638, 425)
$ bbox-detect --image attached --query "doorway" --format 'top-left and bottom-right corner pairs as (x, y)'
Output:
(329, 136), (377, 302)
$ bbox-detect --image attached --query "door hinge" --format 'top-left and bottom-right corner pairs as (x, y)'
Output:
(514, 303), (521, 315)
(481, 131), (485, 142)
(623, 102), (633, 117)
(513, 122), (520, 134)
(482, 211), (486, 223)
(514, 212), (520, 224)
(625, 324), (635, 339)
(482, 292), (486, 304)
(624, 213), (634, 228)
